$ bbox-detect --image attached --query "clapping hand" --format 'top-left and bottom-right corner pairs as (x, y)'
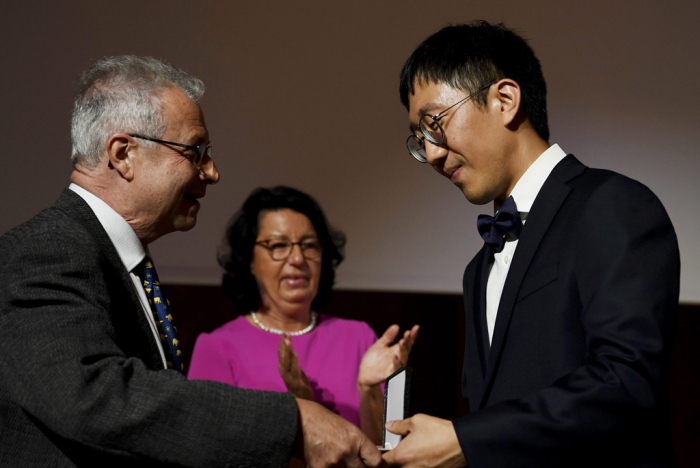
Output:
(278, 333), (314, 400)
(358, 324), (419, 389)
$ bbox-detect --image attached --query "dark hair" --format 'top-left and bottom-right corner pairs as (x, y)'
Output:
(399, 21), (549, 142)
(219, 186), (346, 313)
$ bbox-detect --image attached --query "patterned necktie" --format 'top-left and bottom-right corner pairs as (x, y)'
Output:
(141, 256), (184, 374)
(476, 196), (523, 253)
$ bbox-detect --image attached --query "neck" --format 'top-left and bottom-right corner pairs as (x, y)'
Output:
(496, 132), (550, 206)
(70, 167), (159, 245)
(253, 303), (312, 332)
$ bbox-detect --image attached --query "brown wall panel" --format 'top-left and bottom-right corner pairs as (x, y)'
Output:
(162, 285), (469, 420)
(162, 284), (699, 467)
(670, 304), (700, 467)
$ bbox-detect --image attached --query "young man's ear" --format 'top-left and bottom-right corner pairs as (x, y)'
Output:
(493, 79), (522, 127)
(105, 133), (137, 181)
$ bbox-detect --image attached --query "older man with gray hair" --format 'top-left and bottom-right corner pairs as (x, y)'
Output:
(0, 55), (382, 468)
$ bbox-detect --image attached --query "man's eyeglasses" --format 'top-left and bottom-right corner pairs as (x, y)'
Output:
(406, 82), (496, 163)
(129, 134), (212, 166)
(255, 238), (323, 261)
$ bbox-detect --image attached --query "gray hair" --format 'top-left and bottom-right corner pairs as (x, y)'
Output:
(70, 55), (205, 168)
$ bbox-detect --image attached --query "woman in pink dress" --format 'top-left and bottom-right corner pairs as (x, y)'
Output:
(188, 186), (418, 444)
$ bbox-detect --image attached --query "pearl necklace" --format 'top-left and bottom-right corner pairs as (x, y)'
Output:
(251, 311), (318, 336)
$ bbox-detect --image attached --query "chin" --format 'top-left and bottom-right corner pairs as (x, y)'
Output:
(173, 216), (198, 232)
(458, 184), (497, 206)
(464, 192), (494, 205)
(282, 293), (315, 307)
(457, 187), (483, 205)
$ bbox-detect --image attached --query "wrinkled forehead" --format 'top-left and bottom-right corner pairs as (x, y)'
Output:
(160, 86), (209, 140)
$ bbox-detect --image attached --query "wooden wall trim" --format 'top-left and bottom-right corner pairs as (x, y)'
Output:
(162, 285), (699, 467)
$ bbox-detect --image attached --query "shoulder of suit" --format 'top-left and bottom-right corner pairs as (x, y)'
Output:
(0, 200), (101, 263)
(570, 166), (659, 200)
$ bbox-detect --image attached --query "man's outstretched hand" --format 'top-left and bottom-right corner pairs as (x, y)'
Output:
(294, 398), (383, 468)
(382, 414), (466, 468)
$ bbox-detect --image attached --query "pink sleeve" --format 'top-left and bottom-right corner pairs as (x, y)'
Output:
(187, 333), (237, 386)
(362, 322), (379, 351)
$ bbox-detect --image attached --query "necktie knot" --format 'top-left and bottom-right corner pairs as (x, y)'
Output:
(476, 196), (523, 253)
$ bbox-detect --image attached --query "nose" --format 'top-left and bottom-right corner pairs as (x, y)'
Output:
(199, 155), (220, 184)
(423, 139), (448, 166)
(286, 243), (305, 266)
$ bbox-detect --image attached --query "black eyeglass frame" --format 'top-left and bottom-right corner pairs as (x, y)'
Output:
(255, 239), (323, 262)
(128, 134), (212, 166)
(406, 81), (496, 163)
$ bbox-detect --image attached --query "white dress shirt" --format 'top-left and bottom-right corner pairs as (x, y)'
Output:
(69, 183), (168, 368)
(485, 144), (568, 343)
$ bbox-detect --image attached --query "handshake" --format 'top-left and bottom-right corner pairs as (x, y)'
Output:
(293, 363), (466, 468)
(294, 399), (465, 468)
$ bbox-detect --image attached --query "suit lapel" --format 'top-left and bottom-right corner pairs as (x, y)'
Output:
(476, 246), (492, 369)
(462, 243), (492, 405)
(53, 189), (164, 368)
(474, 245), (494, 403)
(479, 155), (586, 408)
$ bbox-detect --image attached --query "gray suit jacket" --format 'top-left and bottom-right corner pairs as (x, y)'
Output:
(0, 189), (298, 467)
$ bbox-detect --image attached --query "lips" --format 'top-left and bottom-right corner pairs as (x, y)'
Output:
(449, 166), (462, 183)
(282, 275), (309, 287)
(184, 192), (202, 203)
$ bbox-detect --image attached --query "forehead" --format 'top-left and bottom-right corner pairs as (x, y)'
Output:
(160, 86), (209, 141)
(258, 209), (317, 236)
(407, 80), (465, 123)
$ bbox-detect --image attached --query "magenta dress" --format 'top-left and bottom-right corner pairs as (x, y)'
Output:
(188, 314), (377, 427)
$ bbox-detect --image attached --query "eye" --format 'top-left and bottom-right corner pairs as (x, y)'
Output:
(301, 240), (322, 252)
(269, 241), (290, 251)
(421, 115), (440, 132)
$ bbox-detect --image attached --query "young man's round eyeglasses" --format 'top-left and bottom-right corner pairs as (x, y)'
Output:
(406, 82), (495, 163)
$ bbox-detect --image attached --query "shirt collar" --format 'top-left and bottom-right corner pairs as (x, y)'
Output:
(508, 144), (568, 214)
(69, 183), (146, 272)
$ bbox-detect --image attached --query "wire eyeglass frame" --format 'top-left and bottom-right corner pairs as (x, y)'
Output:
(406, 81), (496, 163)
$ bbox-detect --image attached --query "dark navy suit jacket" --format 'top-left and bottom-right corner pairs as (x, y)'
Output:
(453, 155), (680, 467)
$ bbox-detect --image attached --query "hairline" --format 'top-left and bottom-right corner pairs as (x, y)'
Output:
(406, 76), (494, 123)
(70, 55), (205, 168)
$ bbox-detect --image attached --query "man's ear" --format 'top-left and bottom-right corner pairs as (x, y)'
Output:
(493, 79), (522, 127)
(105, 133), (137, 181)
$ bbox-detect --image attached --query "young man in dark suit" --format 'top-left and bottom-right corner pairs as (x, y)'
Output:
(0, 55), (381, 468)
(383, 22), (680, 467)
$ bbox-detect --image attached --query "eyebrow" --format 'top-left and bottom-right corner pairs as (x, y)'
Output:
(418, 102), (443, 117)
(409, 101), (444, 132)
(186, 129), (210, 145)
(261, 233), (319, 241)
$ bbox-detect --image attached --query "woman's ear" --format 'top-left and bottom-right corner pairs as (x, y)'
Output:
(250, 257), (257, 277)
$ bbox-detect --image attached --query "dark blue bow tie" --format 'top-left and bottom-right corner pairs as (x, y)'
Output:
(477, 196), (523, 253)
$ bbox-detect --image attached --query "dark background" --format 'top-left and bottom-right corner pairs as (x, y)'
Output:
(1, 1), (697, 465)
(2, 1), (700, 300)
(163, 285), (700, 467)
